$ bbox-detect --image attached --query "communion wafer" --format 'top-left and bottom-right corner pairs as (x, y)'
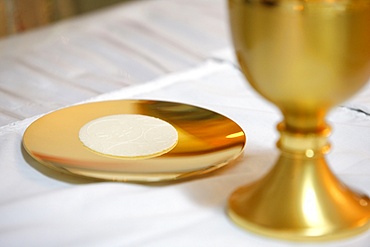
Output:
(79, 114), (178, 158)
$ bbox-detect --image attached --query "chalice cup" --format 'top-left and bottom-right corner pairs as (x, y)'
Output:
(228, 0), (370, 241)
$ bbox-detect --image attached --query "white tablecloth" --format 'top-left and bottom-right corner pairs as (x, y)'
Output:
(0, 0), (369, 246)
(1, 59), (370, 246)
(0, 0), (230, 125)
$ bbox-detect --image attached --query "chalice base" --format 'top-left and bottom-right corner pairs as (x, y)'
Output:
(228, 153), (370, 241)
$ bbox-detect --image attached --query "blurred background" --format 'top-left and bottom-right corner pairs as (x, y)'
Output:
(0, 0), (131, 38)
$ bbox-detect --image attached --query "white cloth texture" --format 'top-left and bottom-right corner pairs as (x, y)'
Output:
(0, 0), (230, 125)
(0, 60), (369, 247)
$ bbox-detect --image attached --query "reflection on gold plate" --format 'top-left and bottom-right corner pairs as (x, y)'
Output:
(23, 100), (246, 182)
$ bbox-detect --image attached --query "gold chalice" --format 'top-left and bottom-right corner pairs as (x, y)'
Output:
(227, 0), (370, 241)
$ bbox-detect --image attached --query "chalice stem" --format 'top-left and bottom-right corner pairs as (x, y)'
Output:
(228, 121), (370, 240)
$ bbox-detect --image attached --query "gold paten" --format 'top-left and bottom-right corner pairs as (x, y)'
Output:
(228, 0), (370, 241)
(23, 100), (246, 182)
